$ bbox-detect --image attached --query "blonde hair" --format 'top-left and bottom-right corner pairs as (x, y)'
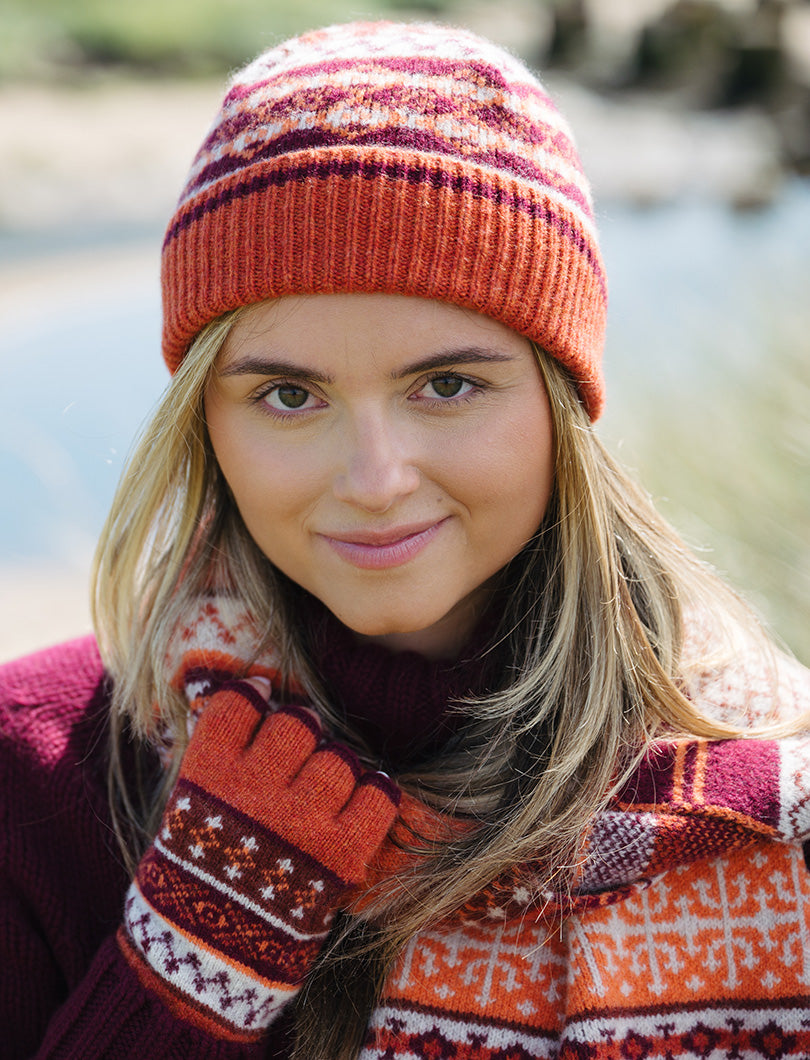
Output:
(93, 307), (780, 1058)
(93, 310), (307, 846)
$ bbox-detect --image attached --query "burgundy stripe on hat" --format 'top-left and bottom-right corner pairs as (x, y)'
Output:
(161, 20), (608, 419)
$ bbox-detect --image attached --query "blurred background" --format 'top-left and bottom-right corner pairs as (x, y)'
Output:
(1, 0), (808, 664)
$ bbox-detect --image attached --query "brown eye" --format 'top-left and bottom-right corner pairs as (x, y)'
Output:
(430, 376), (464, 398)
(273, 386), (309, 409)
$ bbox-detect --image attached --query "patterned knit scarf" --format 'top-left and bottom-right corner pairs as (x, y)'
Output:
(166, 592), (810, 922)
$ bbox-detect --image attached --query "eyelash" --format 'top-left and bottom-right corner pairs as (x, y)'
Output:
(250, 372), (485, 420)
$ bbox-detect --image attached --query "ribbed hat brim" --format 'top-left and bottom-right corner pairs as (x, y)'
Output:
(162, 145), (606, 420)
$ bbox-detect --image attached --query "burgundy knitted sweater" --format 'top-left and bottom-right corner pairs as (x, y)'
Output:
(0, 637), (273, 1058)
(4, 633), (810, 1058)
(0, 627), (486, 1058)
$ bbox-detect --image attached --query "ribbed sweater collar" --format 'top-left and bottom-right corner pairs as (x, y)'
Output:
(304, 596), (498, 769)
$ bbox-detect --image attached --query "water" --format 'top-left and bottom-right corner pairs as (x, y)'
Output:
(599, 181), (810, 401)
(1, 239), (167, 566)
(1, 184), (809, 567)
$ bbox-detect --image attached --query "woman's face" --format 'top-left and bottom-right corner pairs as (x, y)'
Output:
(205, 293), (554, 659)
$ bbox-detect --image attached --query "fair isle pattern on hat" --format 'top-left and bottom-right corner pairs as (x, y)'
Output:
(161, 21), (607, 419)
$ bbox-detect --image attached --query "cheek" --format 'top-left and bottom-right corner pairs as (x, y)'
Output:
(224, 450), (324, 531)
(206, 407), (321, 533)
(457, 404), (554, 523)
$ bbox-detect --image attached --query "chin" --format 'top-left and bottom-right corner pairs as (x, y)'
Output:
(334, 611), (423, 637)
(327, 599), (441, 637)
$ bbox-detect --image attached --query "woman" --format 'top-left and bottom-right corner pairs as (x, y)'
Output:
(2, 20), (809, 1059)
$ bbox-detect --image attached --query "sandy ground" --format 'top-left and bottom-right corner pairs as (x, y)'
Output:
(0, 565), (93, 664)
(0, 80), (219, 234)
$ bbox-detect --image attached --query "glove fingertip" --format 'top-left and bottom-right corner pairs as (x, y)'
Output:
(357, 770), (401, 808)
(319, 740), (362, 781)
(217, 679), (271, 717)
(273, 704), (322, 741)
(181, 684), (264, 772)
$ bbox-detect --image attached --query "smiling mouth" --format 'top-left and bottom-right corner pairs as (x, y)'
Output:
(319, 518), (450, 570)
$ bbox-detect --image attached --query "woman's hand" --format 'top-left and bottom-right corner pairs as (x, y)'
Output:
(118, 679), (400, 1042)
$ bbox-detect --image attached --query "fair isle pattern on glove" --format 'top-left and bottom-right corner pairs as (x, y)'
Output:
(118, 682), (400, 1041)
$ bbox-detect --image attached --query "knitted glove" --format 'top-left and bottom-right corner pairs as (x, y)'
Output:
(118, 680), (400, 1042)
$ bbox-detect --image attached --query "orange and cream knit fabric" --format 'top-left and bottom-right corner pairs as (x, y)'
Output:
(121, 684), (401, 1040)
(164, 592), (810, 1056)
(160, 21), (607, 419)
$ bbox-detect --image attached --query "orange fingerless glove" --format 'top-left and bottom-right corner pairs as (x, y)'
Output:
(118, 680), (400, 1042)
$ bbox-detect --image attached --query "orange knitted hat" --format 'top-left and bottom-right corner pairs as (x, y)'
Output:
(161, 21), (607, 419)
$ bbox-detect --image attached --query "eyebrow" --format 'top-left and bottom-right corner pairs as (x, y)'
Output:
(219, 347), (516, 383)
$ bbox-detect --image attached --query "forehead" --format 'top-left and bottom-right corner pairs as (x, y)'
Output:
(219, 293), (533, 373)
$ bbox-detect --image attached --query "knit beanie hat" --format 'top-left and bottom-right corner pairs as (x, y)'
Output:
(161, 21), (607, 419)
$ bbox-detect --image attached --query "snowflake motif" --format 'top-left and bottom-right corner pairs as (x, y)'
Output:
(221, 835), (260, 881)
(289, 879), (326, 920)
(257, 856), (300, 907)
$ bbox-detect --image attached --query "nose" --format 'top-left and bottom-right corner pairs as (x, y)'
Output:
(332, 411), (421, 513)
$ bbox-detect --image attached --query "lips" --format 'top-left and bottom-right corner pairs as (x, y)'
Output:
(319, 518), (450, 570)
(326, 520), (442, 546)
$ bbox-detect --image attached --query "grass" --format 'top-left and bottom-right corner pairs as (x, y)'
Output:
(602, 315), (810, 666)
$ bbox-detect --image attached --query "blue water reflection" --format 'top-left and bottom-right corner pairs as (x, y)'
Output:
(1, 250), (166, 563)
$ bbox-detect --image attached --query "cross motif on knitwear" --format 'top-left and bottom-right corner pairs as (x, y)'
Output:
(257, 860), (325, 915)
(378, 843), (810, 1052)
(288, 878), (325, 920)
(555, 1007), (810, 1058)
(177, 599), (246, 652)
(361, 1003), (560, 1059)
(260, 857), (293, 900)
(172, 804), (259, 877)
(223, 836), (258, 879)
(458, 865), (547, 924)
(566, 843), (810, 1008)
(677, 641), (810, 757)
(166, 594), (289, 686)
(362, 1001), (810, 1060)
(393, 916), (568, 1018)
(257, 860), (327, 922)
(132, 863), (324, 982)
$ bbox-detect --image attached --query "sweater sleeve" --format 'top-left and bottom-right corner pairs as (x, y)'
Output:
(0, 898), (280, 1058)
(0, 638), (291, 1058)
